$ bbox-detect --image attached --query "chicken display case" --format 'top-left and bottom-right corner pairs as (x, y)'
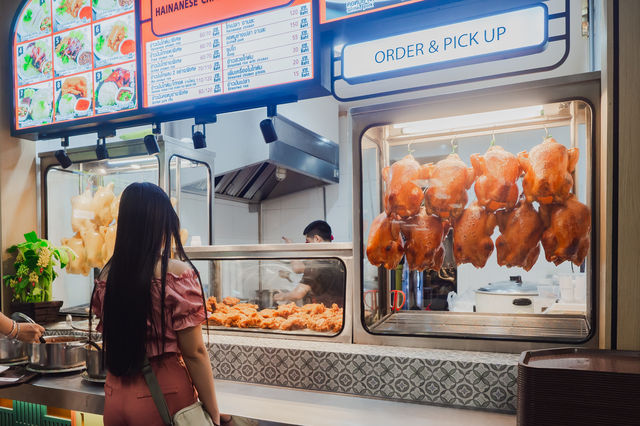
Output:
(185, 244), (353, 343)
(352, 74), (601, 350)
(37, 135), (214, 313)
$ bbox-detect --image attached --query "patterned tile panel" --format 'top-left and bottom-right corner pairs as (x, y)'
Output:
(207, 342), (518, 413)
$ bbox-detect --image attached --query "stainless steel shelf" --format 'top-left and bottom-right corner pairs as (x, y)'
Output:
(370, 312), (590, 341)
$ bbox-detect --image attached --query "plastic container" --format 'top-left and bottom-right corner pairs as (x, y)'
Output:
(558, 274), (574, 303)
(573, 274), (587, 303)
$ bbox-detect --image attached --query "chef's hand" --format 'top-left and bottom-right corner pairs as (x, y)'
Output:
(282, 236), (293, 244)
(273, 291), (286, 302)
(220, 414), (232, 424)
(17, 323), (45, 343)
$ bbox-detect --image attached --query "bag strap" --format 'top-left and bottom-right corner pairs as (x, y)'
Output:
(142, 356), (173, 426)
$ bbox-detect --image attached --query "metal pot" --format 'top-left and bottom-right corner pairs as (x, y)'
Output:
(28, 335), (86, 370)
(255, 289), (278, 309)
(0, 338), (27, 363)
(475, 277), (539, 314)
(85, 342), (106, 379)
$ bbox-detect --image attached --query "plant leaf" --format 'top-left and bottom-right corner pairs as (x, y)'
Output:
(24, 231), (38, 243)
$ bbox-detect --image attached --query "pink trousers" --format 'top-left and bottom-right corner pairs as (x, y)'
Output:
(103, 353), (198, 426)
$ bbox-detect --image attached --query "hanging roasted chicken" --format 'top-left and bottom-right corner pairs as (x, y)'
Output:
(366, 212), (404, 270)
(383, 155), (429, 219)
(424, 153), (476, 220)
(539, 195), (591, 266)
(453, 201), (496, 268)
(471, 145), (521, 212)
(518, 137), (579, 205)
(400, 208), (449, 272)
(495, 197), (543, 271)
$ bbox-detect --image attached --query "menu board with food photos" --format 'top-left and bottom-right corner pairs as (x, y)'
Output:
(12, 0), (322, 138)
(13, 0), (138, 130)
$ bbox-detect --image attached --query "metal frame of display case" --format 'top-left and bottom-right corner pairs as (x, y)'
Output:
(184, 243), (354, 343)
(37, 135), (215, 244)
(351, 72), (604, 352)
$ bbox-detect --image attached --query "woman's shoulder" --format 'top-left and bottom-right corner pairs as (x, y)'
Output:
(167, 259), (192, 277)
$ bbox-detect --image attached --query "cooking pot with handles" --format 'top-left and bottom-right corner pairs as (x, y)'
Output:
(475, 276), (539, 314)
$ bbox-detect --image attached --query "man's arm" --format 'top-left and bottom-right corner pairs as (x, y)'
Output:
(274, 283), (311, 302)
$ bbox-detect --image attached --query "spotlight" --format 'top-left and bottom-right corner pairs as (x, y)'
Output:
(144, 134), (160, 155)
(96, 138), (109, 160)
(55, 137), (71, 168)
(260, 118), (278, 143)
(55, 149), (72, 169)
(191, 124), (207, 149)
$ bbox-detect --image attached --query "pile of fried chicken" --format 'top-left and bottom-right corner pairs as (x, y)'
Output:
(367, 137), (591, 272)
(206, 296), (343, 333)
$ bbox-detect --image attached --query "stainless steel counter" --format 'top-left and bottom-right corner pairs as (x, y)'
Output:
(0, 372), (104, 414)
(0, 374), (516, 426)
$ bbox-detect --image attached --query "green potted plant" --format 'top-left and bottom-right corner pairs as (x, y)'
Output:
(3, 231), (73, 323)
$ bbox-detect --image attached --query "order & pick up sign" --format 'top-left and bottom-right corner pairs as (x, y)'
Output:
(341, 5), (548, 83)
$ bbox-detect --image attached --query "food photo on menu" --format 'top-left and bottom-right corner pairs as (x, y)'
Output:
(55, 73), (93, 121)
(94, 64), (136, 114)
(16, 0), (52, 43)
(54, 26), (93, 77)
(16, 40), (53, 86)
(92, 13), (136, 68)
(53, 0), (92, 32)
(17, 81), (54, 127)
(93, 0), (135, 21)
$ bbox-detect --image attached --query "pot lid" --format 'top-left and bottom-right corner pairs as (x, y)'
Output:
(476, 278), (538, 295)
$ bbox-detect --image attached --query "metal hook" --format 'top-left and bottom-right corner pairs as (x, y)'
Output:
(490, 129), (496, 147)
(450, 136), (458, 153)
(544, 126), (551, 139)
(408, 142), (415, 155)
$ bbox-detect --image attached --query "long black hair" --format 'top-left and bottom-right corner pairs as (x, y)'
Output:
(100, 182), (206, 376)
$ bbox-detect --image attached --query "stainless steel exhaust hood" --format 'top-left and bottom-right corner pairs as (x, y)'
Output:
(214, 114), (339, 202)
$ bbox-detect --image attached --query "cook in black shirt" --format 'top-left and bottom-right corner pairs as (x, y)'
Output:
(275, 221), (345, 308)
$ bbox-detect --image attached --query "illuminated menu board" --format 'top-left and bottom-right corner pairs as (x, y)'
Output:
(140, 0), (314, 108)
(13, 0), (138, 131)
(320, 0), (426, 23)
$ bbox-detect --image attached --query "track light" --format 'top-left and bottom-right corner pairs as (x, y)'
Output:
(260, 118), (278, 143)
(55, 137), (71, 169)
(191, 124), (207, 149)
(96, 138), (109, 160)
(144, 134), (160, 155)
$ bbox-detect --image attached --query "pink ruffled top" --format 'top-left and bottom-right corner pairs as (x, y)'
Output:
(91, 269), (206, 358)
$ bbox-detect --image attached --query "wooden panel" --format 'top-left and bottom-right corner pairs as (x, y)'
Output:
(617, 0), (640, 350)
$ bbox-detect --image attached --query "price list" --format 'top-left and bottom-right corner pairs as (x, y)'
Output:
(146, 2), (312, 107)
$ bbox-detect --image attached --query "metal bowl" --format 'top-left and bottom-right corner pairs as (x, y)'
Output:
(85, 343), (106, 379)
(0, 337), (27, 363)
(28, 335), (86, 370)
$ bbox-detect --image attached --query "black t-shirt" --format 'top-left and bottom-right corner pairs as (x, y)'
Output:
(299, 260), (345, 308)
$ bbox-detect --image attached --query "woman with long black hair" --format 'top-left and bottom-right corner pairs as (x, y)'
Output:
(91, 182), (227, 425)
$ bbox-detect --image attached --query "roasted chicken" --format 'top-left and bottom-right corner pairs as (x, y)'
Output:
(71, 189), (94, 234)
(424, 153), (476, 219)
(539, 195), (591, 266)
(383, 155), (428, 219)
(518, 137), (579, 205)
(92, 182), (115, 227)
(400, 208), (449, 272)
(366, 212), (404, 270)
(453, 202), (496, 268)
(61, 233), (90, 276)
(471, 145), (521, 212)
(495, 198), (543, 271)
